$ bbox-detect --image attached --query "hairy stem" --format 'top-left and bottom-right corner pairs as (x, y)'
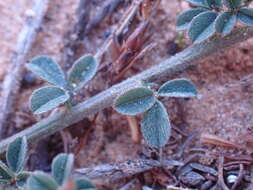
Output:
(0, 27), (253, 154)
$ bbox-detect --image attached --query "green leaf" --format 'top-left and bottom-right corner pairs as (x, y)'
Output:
(52, 153), (74, 185)
(176, 8), (208, 30)
(68, 55), (98, 92)
(215, 11), (237, 35)
(224, 0), (242, 9)
(188, 11), (218, 43)
(158, 78), (198, 98)
(206, 0), (222, 9)
(6, 136), (27, 173)
(114, 87), (156, 116)
(26, 56), (66, 87)
(75, 178), (96, 190)
(27, 172), (58, 190)
(0, 161), (14, 183)
(238, 8), (253, 26)
(16, 172), (30, 187)
(186, 0), (209, 8)
(30, 86), (70, 114)
(141, 100), (171, 148)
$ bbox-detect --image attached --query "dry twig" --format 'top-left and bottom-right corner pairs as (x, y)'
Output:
(231, 164), (244, 190)
(85, 0), (125, 34)
(96, 0), (144, 62)
(218, 156), (230, 190)
(127, 116), (140, 143)
(176, 131), (199, 158)
(62, 0), (92, 70)
(200, 133), (242, 149)
(0, 0), (49, 139)
(75, 159), (182, 183)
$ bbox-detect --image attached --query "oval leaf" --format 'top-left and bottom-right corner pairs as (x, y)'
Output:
(16, 172), (31, 187)
(68, 55), (98, 92)
(27, 172), (58, 190)
(30, 86), (70, 114)
(224, 0), (242, 9)
(75, 178), (96, 190)
(188, 11), (218, 43)
(158, 78), (198, 98)
(6, 136), (27, 173)
(186, 0), (209, 8)
(176, 8), (208, 30)
(206, 0), (222, 9)
(238, 8), (253, 26)
(141, 101), (171, 147)
(52, 153), (74, 185)
(0, 161), (14, 183)
(215, 11), (237, 35)
(114, 87), (156, 115)
(26, 56), (66, 87)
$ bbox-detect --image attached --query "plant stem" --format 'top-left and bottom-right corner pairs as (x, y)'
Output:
(159, 147), (163, 166)
(0, 27), (253, 154)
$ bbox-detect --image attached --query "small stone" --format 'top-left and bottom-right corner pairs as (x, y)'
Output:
(25, 9), (35, 18)
(227, 174), (237, 184)
(179, 171), (205, 187)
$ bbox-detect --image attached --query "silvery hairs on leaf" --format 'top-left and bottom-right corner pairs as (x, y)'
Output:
(206, 0), (222, 9)
(176, 8), (208, 31)
(188, 11), (218, 43)
(186, 0), (210, 8)
(158, 78), (198, 98)
(26, 56), (67, 88)
(224, 0), (242, 9)
(30, 86), (70, 114)
(27, 171), (59, 190)
(68, 54), (98, 92)
(6, 136), (27, 173)
(52, 153), (74, 185)
(141, 100), (171, 148)
(238, 8), (253, 26)
(0, 161), (14, 183)
(215, 11), (237, 35)
(75, 178), (96, 190)
(114, 87), (156, 116)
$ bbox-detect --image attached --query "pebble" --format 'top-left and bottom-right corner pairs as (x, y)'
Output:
(179, 171), (205, 187)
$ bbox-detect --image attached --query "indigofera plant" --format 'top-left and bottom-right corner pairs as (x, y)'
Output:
(0, 136), (29, 189)
(27, 153), (96, 190)
(177, 0), (253, 43)
(26, 54), (98, 114)
(114, 78), (198, 148)
(0, 137), (96, 190)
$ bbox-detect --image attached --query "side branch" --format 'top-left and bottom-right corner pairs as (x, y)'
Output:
(0, 27), (253, 154)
